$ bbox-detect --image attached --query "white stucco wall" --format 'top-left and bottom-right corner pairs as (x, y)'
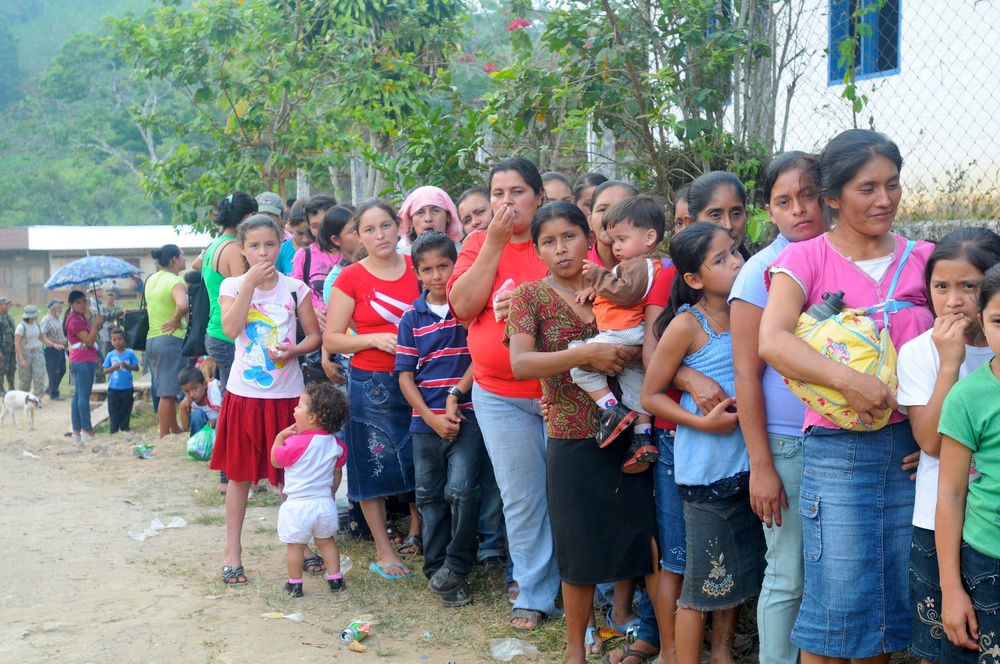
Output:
(773, 0), (1000, 195)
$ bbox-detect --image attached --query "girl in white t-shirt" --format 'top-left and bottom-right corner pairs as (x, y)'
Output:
(897, 227), (1000, 664)
(210, 215), (322, 587)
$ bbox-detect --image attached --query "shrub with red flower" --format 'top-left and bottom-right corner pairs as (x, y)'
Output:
(483, 62), (497, 74)
(507, 18), (531, 31)
(459, 53), (475, 63)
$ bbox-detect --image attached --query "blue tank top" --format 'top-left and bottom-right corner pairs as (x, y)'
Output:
(674, 304), (750, 487)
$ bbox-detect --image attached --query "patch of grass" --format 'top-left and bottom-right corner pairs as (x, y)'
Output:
(161, 564), (198, 577)
(258, 585), (295, 613)
(245, 542), (279, 556)
(194, 488), (226, 507)
(192, 513), (225, 526)
(372, 644), (399, 657)
(248, 489), (282, 507)
(253, 523), (277, 534)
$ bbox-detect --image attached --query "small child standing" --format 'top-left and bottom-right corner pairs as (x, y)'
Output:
(102, 329), (139, 433)
(271, 381), (350, 597)
(396, 231), (482, 607)
(575, 196), (664, 471)
(178, 366), (223, 435)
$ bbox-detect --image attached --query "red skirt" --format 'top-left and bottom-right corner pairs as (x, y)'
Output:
(210, 392), (297, 485)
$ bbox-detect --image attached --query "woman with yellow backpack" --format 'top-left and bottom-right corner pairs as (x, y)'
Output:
(759, 129), (934, 661)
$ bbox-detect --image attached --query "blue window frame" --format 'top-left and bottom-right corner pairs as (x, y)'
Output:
(829, 0), (900, 84)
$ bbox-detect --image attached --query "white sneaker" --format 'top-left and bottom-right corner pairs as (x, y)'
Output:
(81, 432), (95, 443)
(71, 433), (82, 444)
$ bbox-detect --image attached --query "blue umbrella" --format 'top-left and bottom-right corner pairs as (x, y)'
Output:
(44, 256), (143, 314)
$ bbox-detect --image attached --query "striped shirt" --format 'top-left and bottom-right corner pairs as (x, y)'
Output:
(395, 292), (475, 434)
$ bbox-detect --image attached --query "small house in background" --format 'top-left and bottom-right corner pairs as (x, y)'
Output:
(0, 226), (215, 306)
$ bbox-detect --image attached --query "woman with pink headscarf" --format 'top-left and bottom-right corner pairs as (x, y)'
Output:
(397, 186), (464, 253)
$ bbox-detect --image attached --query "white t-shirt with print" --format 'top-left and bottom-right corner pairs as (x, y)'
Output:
(218, 274), (310, 400)
(897, 328), (992, 529)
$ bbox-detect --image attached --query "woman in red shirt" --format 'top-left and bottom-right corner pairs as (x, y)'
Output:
(325, 200), (421, 579)
(448, 158), (555, 629)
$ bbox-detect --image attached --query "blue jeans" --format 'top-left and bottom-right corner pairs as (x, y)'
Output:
(190, 409), (209, 435)
(758, 433), (804, 664)
(477, 453), (506, 561)
(654, 428), (686, 574)
(414, 420), (484, 578)
(941, 543), (1000, 664)
(472, 382), (560, 618)
(70, 362), (95, 431)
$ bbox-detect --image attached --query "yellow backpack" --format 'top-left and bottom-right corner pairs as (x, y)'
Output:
(783, 241), (916, 431)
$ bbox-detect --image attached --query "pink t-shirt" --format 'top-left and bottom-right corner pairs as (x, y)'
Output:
(66, 313), (98, 363)
(273, 430), (346, 499)
(765, 232), (934, 430)
(292, 243), (342, 311)
(218, 274), (311, 399)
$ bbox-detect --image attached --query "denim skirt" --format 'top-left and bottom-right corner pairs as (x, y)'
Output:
(345, 367), (415, 501)
(792, 420), (918, 657)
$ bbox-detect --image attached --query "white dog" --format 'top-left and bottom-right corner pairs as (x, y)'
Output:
(1, 390), (42, 431)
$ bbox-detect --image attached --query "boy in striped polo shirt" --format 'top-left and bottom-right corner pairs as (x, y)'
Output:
(396, 231), (484, 607)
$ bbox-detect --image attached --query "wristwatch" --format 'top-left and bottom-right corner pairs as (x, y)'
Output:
(447, 386), (464, 399)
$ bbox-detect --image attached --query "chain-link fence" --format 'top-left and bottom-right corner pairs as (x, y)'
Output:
(775, 0), (1000, 221)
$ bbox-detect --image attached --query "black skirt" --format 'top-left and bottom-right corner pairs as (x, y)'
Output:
(546, 436), (657, 585)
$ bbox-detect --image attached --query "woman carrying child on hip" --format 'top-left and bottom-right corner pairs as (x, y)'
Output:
(641, 222), (765, 664)
(209, 215), (322, 586)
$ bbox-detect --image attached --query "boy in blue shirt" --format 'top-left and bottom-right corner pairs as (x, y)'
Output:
(103, 329), (139, 433)
(396, 232), (483, 607)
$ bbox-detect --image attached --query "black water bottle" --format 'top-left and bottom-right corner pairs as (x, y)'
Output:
(806, 290), (846, 320)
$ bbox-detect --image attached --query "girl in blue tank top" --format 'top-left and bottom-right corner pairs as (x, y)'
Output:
(640, 222), (765, 664)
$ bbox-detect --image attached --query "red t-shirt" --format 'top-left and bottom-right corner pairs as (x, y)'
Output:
(447, 231), (549, 398)
(66, 312), (98, 363)
(333, 256), (420, 372)
(645, 265), (682, 431)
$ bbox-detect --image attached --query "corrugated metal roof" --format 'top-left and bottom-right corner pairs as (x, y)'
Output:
(27, 226), (215, 251)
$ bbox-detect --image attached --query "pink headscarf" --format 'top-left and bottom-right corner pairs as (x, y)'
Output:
(398, 186), (463, 244)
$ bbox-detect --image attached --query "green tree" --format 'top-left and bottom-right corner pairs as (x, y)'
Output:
(0, 15), (23, 108)
(107, 0), (467, 226)
(484, 0), (770, 197)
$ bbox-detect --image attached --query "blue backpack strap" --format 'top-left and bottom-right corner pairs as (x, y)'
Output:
(885, 240), (917, 302)
(869, 239), (917, 326)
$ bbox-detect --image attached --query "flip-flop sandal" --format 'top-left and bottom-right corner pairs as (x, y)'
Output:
(510, 608), (545, 631)
(585, 626), (604, 659)
(396, 534), (422, 558)
(221, 565), (248, 586)
(368, 561), (413, 580)
(303, 555), (325, 575)
(605, 644), (657, 664)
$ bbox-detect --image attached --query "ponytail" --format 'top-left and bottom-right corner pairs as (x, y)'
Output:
(653, 222), (729, 339)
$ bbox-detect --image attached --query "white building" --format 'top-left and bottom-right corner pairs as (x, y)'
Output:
(775, 0), (1000, 198)
(0, 226), (214, 306)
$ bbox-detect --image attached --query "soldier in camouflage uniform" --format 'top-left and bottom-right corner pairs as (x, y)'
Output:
(98, 290), (125, 355)
(0, 296), (16, 394)
(15, 305), (48, 396)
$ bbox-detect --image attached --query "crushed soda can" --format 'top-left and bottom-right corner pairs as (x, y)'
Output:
(132, 445), (154, 459)
(339, 621), (371, 645)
